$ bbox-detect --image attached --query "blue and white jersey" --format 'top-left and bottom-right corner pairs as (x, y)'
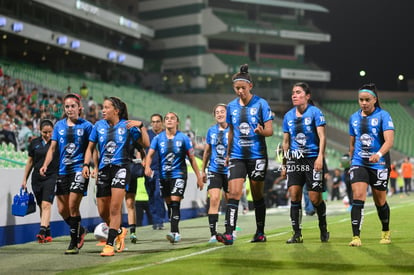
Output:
(226, 95), (273, 159)
(150, 131), (193, 179)
(89, 119), (142, 170)
(206, 124), (229, 174)
(52, 118), (93, 175)
(349, 107), (394, 169)
(283, 105), (326, 159)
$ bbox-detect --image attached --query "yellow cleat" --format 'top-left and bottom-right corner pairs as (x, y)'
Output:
(100, 244), (115, 256)
(349, 236), (362, 247)
(115, 227), (127, 252)
(380, 231), (391, 244)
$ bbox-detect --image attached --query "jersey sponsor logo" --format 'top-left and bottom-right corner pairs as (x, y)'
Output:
(319, 115), (325, 123)
(238, 139), (254, 147)
(172, 179), (185, 195)
(99, 128), (105, 134)
(360, 133), (373, 146)
(59, 129), (65, 135)
(255, 159), (266, 171)
(288, 120), (294, 127)
(216, 144), (226, 156)
(112, 168), (127, 186)
(232, 109), (238, 116)
(377, 169), (388, 180)
(105, 140), (117, 154)
(295, 133), (307, 146)
(312, 181), (322, 189)
(388, 121), (394, 127)
(239, 122), (250, 135)
(65, 143), (76, 154)
(352, 120), (358, 127)
(371, 118), (378, 126)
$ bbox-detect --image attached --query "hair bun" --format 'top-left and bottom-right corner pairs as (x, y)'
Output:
(240, 64), (249, 74)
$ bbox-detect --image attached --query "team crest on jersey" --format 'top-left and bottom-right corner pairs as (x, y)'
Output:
(371, 118), (378, 126)
(250, 108), (257, 116)
(304, 117), (311, 125)
(176, 141), (182, 147)
(118, 127), (126, 135)
(77, 128), (84, 136)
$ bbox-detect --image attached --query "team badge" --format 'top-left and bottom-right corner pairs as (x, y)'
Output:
(371, 118), (378, 126)
(250, 108), (257, 116)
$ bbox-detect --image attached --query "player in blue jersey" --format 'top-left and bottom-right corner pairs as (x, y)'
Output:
(22, 119), (58, 243)
(348, 83), (394, 247)
(82, 96), (149, 256)
(201, 103), (229, 243)
(282, 82), (329, 244)
(40, 93), (93, 254)
(144, 112), (204, 244)
(216, 64), (274, 245)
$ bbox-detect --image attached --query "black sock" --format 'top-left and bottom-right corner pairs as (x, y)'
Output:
(290, 201), (302, 235)
(129, 224), (136, 234)
(38, 226), (47, 236)
(208, 214), (218, 236)
(225, 199), (239, 235)
(68, 216), (80, 245)
(313, 200), (327, 232)
(167, 203), (172, 220)
(107, 228), (118, 246)
(64, 217), (71, 226)
(351, 200), (365, 237)
(46, 226), (51, 237)
(170, 201), (181, 233)
(253, 198), (266, 234)
(376, 202), (390, 231)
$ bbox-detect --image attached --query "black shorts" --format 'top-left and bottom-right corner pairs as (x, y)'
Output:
(228, 158), (267, 181)
(127, 163), (144, 194)
(286, 157), (324, 192)
(56, 172), (89, 196)
(96, 165), (130, 198)
(32, 174), (57, 205)
(349, 166), (389, 191)
(160, 178), (187, 198)
(207, 171), (228, 192)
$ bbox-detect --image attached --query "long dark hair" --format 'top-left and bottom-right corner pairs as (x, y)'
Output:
(293, 82), (314, 105)
(62, 93), (83, 118)
(232, 64), (253, 84)
(106, 97), (129, 120)
(359, 83), (380, 107)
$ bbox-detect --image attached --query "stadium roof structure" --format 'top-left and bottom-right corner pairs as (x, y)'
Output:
(230, 0), (329, 13)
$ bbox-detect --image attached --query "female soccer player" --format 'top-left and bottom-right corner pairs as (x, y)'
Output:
(22, 119), (58, 243)
(144, 112), (204, 244)
(282, 82), (329, 244)
(82, 96), (148, 256)
(348, 83), (394, 247)
(40, 93), (93, 254)
(216, 64), (273, 245)
(201, 103), (229, 243)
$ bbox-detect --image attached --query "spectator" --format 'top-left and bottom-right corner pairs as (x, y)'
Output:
(401, 157), (412, 194)
(331, 168), (342, 201)
(18, 120), (36, 151)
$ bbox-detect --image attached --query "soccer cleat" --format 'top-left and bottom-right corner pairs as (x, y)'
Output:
(36, 234), (46, 243)
(166, 232), (181, 244)
(208, 235), (218, 243)
(130, 233), (137, 244)
(320, 230), (330, 242)
(64, 243), (79, 255)
(216, 233), (233, 245)
(349, 236), (362, 247)
(115, 227), (127, 252)
(44, 236), (53, 243)
(380, 231), (391, 244)
(251, 232), (267, 243)
(77, 226), (88, 249)
(286, 233), (303, 244)
(100, 245), (115, 257)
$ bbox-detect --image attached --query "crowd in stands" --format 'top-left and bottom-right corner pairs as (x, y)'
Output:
(0, 69), (102, 152)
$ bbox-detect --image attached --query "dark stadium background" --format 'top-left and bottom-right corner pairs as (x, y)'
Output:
(307, 0), (414, 91)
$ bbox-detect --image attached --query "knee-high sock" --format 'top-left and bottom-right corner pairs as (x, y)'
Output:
(170, 201), (181, 233)
(313, 200), (327, 232)
(69, 216), (81, 244)
(351, 200), (365, 236)
(107, 228), (117, 246)
(290, 201), (302, 234)
(376, 202), (390, 231)
(254, 198), (266, 233)
(225, 199), (239, 235)
(208, 214), (218, 236)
